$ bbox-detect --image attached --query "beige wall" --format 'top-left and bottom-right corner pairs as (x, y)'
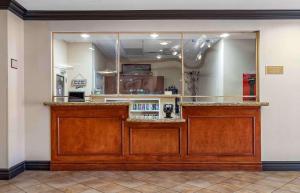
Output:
(7, 11), (25, 168)
(24, 21), (51, 161)
(0, 10), (25, 168)
(24, 20), (300, 161)
(0, 10), (8, 169)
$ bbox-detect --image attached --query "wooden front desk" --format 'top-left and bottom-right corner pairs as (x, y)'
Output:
(48, 103), (263, 171)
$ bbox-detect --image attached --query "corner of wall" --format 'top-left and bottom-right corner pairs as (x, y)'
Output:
(0, 10), (9, 169)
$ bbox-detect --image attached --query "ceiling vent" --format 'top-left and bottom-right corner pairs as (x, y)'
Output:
(124, 48), (144, 56)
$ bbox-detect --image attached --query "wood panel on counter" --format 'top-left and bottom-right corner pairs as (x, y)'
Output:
(50, 103), (262, 171)
(125, 122), (184, 162)
(182, 106), (261, 170)
(51, 105), (128, 169)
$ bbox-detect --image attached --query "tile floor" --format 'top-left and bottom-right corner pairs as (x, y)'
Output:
(1, 171), (300, 193)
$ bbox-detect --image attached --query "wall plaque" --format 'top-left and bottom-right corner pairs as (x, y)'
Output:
(71, 73), (87, 89)
(265, 66), (284, 75)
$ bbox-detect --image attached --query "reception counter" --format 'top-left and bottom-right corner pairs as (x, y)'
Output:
(45, 101), (268, 171)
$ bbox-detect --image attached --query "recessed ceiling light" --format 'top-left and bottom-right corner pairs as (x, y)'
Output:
(220, 33), (230, 38)
(150, 33), (159, 38)
(159, 49), (163, 52)
(172, 51), (178, 56)
(156, 55), (162, 59)
(160, 41), (169, 46)
(81, 33), (90, 39)
(197, 54), (202, 60)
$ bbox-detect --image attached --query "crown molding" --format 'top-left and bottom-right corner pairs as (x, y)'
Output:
(8, 0), (26, 18)
(23, 9), (300, 20)
(2, 1), (300, 20)
(0, 0), (10, 9)
(0, 0), (26, 19)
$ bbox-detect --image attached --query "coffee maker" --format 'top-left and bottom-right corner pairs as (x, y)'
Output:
(163, 104), (174, 118)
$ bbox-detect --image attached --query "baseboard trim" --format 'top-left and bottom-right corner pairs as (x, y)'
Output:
(1, 161), (300, 179)
(262, 161), (300, 171)
(51, 162), (262, 171)
(0, 161), (50, 180)
(25, 161), (50, 170)
(0, 161), (25, 180)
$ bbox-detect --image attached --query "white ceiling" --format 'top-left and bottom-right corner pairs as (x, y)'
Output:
(17, 0), (300, 10)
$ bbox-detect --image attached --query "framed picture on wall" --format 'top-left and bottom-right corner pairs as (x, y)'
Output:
(122, 64), (151, 75)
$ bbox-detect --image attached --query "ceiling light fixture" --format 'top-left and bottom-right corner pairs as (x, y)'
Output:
(81, 33), (90, 39)
(160, 41), (169, 46)
(178, 54), (182, 59)
(150, 33), (159, 38)
(156, 55), (162, 59)
(197, 54), (202, 60)
(172, 51), (178, 56)
(160, 49), (163, 52)
(207, 43), (211, 48)
(220, 33), (230, 38)
(200, 42), (206, 48)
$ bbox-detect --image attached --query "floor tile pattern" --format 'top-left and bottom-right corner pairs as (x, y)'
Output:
(1, 171), (300, 193)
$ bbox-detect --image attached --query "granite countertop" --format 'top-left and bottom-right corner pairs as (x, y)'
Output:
(43, 102), (130, 106)
(180, 102), (269, 107)
(126, 118), (186, 123)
